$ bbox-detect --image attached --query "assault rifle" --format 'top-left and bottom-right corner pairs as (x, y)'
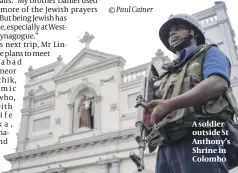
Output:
(129, 63), (166, 172)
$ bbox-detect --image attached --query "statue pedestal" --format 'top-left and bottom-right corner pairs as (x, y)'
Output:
(76, 127), (91, 133)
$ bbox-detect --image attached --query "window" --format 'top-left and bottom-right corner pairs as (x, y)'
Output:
(127, 92), (139, 108)
(33, 117), (50, 132)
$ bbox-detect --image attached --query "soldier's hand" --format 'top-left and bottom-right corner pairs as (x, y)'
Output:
(141, 99), (174, 124)
(141, 104), (153, 127)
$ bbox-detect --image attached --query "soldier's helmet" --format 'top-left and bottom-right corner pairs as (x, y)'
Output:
(159, 13), (205, 52)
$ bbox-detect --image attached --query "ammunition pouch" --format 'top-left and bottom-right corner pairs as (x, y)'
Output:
(158, 122), (191, 145)
(159, 109), (198, 145)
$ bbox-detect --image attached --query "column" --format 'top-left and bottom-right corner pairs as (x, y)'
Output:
(100, 164), (109, 173)
(17, 113), (30, 151)
(17, 93), (33, 151)
(67, 103), (74, 134)
(94, 95), (102, 131)
(111, 159), (120, 173)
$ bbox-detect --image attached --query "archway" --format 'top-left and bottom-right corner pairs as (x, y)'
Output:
(69, 82), (102, 133)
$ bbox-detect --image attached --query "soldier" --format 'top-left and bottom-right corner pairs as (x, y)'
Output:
(141, 14), (238, 173)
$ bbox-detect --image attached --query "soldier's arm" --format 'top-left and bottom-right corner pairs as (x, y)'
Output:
(167, 46), (231, 110)
(168, 75), (228, 110)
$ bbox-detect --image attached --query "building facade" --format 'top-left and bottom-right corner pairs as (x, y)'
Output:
(4, 1), (238, 173)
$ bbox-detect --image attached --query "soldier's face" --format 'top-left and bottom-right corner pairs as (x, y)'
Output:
(168, 25), (189, 45)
